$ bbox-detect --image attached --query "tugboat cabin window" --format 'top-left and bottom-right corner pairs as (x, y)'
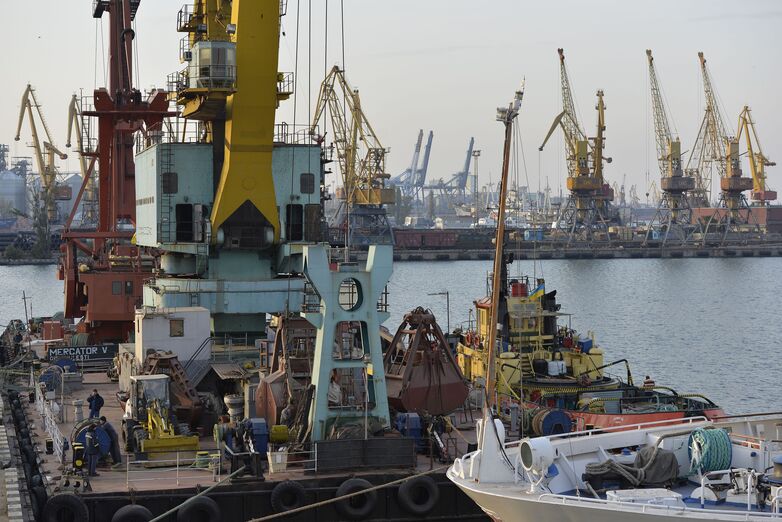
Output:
(125, 281), (133, 295)
(112, 281), (122, 295)
(170, 319), (184, 337)
(286, 204), (303, 241)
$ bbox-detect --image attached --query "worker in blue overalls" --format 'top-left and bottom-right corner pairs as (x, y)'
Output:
(85, 424), (101, 477)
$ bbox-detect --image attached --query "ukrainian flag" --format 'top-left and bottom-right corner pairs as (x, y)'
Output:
(529, 283), (545, 300)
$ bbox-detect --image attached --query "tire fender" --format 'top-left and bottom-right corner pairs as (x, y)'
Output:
(177, 495), (221, 522)
(111, 504), (154, 522)
(270, 480), (307, 513)
(334, 478), (377, 520)
(397, 475), (440, 516)
(42, 493), (88, 522)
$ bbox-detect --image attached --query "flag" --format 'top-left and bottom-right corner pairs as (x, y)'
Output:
(529, 283), (545, 300)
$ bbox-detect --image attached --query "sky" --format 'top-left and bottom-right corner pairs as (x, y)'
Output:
(1, 0), (780, 201)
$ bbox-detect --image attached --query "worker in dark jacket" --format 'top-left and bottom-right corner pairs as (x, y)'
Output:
(87, 389), (104, 418)
(99, 416), (123, 468)
(85, 424), (101, 477)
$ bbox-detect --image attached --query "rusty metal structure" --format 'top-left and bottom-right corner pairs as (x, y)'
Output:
(384, 307), (468, 416)
(59, 0), (172, 343)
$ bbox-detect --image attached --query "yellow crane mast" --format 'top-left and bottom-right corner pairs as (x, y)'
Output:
(66, 94), (98, 226)
(14, 84), (68, 221)
(736, 106), (776, 206)
(310, 66), (395, 246)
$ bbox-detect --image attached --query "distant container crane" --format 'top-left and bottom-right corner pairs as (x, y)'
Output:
(644, 50), (700, 245)
(390, 129), (432, 202)
(424, 137), (475, 211)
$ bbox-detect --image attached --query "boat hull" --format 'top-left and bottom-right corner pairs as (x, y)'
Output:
(448, 472), (769, 522)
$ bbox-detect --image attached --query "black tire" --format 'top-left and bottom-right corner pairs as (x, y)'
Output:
(31, 485), (48, 515)
(111, 504), (154, 522)
(177, 495), (221, 522)
(42, 493), (89, 522)
(270, 480), (307, 513)
(397, 475), (440, 516)
(334, 478), (377, 520)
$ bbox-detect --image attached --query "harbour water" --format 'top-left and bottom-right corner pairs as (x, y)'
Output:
(3, 258), (780, 415)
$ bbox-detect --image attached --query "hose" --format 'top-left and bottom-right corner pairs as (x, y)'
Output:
(688, 427), (732, 475)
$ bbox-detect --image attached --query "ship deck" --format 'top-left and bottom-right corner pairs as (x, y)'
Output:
(29, 372), (480, 495)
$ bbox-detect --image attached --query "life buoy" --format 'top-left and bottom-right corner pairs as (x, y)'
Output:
(42, 494), (88, 522)
(397, 475), (439, 516)
(334, 478), (377, 520)
(270, 480), (307, 513)
(465, 332), (473, 346)
(111, 504), (154, 522)
(177, 496), (221, 522)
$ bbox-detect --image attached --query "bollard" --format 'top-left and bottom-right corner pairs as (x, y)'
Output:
(73, 399), (84, 422)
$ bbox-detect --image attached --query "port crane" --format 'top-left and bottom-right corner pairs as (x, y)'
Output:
(390, 129), (433, 202)
(14, 84), (69, 222)
(644, 50), (699, 245)
(736, 106), (776, 206)
(424, 137), (476, 214)
(58, 0), (171, 343)
(311, 66), (395, 247)
(539, 49), (615, 242)
(66, 94), (98, 227)
(687, 52), (756, 241)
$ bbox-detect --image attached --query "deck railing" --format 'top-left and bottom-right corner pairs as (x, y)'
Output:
(125, 451), (221, 490)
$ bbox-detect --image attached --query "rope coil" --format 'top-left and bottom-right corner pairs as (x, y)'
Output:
(688, 427), (732, 475)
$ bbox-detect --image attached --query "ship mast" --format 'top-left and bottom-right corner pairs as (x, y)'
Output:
(486, 82), (524, 409)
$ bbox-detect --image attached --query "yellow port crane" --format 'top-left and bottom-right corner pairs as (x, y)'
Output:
(644, 50), (698, 244)
(310, 66), (395, 246)
(66, 94), (98, 226)
(687, 52), (756, 238)
(736, 106), (776, 206)
(14, 84), (69, 221)
(539, 49), (613, 241)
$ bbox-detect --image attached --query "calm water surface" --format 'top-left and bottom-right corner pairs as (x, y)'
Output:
(2, 259), (780, 414)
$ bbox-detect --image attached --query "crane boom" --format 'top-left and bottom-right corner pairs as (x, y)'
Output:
(737, 105), (776, 205)
(559, 48), (584, 178)
(647, 50), (679, 178)
(417, 131), (433, 186)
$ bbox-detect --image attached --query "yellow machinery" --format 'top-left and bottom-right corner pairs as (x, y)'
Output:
(65, 94), (98, 226)
(14, 84), (69, 221)
(310, 66), (395, 246)
(736, 106), (776, 206)
(129, 375), (199, 455)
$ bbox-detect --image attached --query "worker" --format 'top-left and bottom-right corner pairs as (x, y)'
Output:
(99, 416), (123, 469)
(279, 398), (296, 428)
(87, 389), (104, 419)
(327, 369), (342, 407)
(85, 424), (100, 477)
(643, 375), (656, 389)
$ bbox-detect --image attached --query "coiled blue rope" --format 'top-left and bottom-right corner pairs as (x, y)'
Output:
(688, 428), (732, 475)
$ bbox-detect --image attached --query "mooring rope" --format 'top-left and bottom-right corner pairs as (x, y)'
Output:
(689, 427), (732, 475)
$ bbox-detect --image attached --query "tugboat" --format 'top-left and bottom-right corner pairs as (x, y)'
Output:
(455, 85), (722, 436)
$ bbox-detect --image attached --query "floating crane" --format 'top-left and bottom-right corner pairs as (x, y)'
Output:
(311, 66), (395, 247)
(736, 106), (776, 206)
(539, 49), (614, 242)
(644, 50), (699, 245)
(14, 84), (69, 222)
(687, 52), (756, 240)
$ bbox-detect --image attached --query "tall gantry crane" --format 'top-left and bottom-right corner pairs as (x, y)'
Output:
(539, 49), (615, 242)
(687, 52), (755, 241)
(14, 84), (69, 222)
(736, 106), (776, 206)
(311, 66), (395, 247)
(644, 50), (698, 245)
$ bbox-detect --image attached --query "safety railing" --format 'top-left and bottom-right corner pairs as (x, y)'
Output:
(266, 447), (317, 474)
(35, 382), (67, 464)
(125, 451), (221, 490)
